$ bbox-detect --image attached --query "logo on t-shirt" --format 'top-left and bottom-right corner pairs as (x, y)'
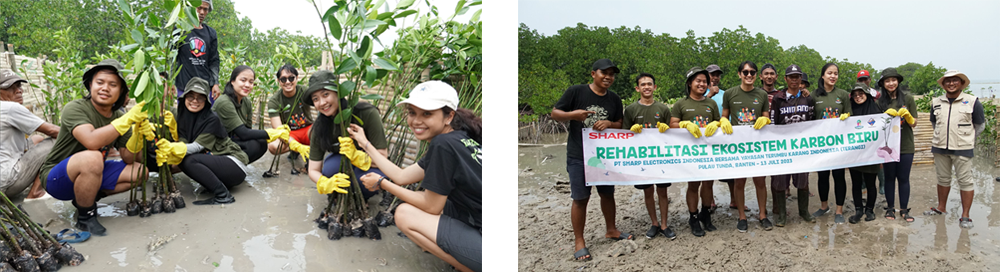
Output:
(753, 98), (760, 105)
(693, 116), (709, 127)
(704, 106), (711, 113)
(461, 138), (482, 165)
(738, 108), (756, 123)
(189, 37), (207, 58)
(583, 105), (608, 128)
(835, 98), (842, 104)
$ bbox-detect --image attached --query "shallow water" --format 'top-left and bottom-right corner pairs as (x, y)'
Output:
(15, 153), (450, 271)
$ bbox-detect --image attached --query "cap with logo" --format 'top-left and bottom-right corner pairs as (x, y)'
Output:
(397, 81), (459, 111)
(857, 70), (870, 80)
(591, 59), (620, 74)
(0, 70), (27, 89)
(785, 64), (803, 76)
(184, 77), (211, 97)
(301, 70), (340, 107)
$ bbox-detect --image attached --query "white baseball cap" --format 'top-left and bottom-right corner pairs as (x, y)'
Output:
(396, 81), (459, 111)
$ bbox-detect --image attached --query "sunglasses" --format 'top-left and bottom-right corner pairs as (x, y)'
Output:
(279, 76), (296, 83)
(741, 70), (757, 77)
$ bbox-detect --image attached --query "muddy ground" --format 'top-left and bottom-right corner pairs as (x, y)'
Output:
(14, 152), (450, 271)
(518, 135), (1000, 271)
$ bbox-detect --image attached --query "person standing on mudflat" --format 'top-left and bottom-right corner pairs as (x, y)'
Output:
(768, 64), (816, 227)
(721, 61), (773, 232)
(705, 64), (734, 211)
(847, 83), (882, 224)
(877, 67), (918, 222)
(670, 67), (723, 237)
(624, 73), (675, 240)
(175, 0), (221, 103)
(924, 70), (985, 229)
(810, 63), (851, 224)
(552, 59), (629, 261)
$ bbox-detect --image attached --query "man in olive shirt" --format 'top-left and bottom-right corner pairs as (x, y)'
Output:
(267, 65), (312, 174)
(39, 60), (149, 236)
(721, 61), (773, 232)
(624, 73), (675, 239)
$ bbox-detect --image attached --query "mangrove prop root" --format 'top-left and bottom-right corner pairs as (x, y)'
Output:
(34, 250), (58, 272)
(0, 262), (15, 272)
(13, 252), (39, 272)
(363, 218), (380, 240)
(162, 198), (176, 213)
(126, 202), (140, 217)
(55, 244), (84, 266)
(326, 222), (342, 240)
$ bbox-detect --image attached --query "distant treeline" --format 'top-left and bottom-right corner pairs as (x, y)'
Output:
(518, 23), (948, 116)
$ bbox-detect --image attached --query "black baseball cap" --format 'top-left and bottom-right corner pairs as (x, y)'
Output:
(706, 64), (723, 74)
(801, 74), (811, 87)
(785, 64), (803, 76)
(592, 59), (620, 73)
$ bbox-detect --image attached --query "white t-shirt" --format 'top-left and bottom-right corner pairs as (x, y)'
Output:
(0, 101), (44, 179)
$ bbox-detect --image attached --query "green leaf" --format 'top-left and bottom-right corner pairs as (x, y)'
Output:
(212, 262), (219, 267)
(372, 58), (398, 71)
(376, 12), (393, 21)
(134, 71), (150, 98)
(117, 0), (132, 16)
(360, 93), (384, 100)
(394, 10), (418, 19)
(329, 17), (342, 40)
(121, 44), (139, 52)
(372, 0), (385, 10)
(375, 69), (388, 80)
(338, 80), (356, 98)
(352, 114), (364, 125)
(365, 66), (376, 87)
(396, 0), (415, 9)
(333, 108), (353, 123)
(335, 58), (357, 75)
(267, 109), (278, 113)
(356, 36), (371, 59)
(471, 9), (481, 22)
(130, 30), (143, 45)
(166, 3), (182, 27)
(455, 0), (467, 14)
(188, 0), (201, 7)
(322, 5), (340, 21)
(361, 19), (386, 32)
(456, 7), (469, 16)
(183, 6), (200, 29)
(152, 66), (162, 86)
(133, 49), (145, 71)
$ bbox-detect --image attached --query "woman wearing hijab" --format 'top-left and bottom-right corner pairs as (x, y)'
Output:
(847, 83), (882, 223)
(159, 77), (250, 205)
(876, 67), (917, 222)
(810, 63), (851, 224)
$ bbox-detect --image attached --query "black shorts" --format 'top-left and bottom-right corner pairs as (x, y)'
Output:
(437, 213), (481, 272)
(567, 158), (614, 200)
(634, 183), (671, 189)
(720, 179), (735, 183)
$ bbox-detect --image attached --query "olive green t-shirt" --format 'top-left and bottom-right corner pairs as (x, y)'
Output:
(39, 99), (131, 188)
(884, 93), (918, 154)
(812, 88), (852, 120)
(182, 133), (250, 165)
(722, 86), (770, 126)
(267, 85), (313, 130)
(670, 97), (720, 128)
(622, 101), (671, 129)
(212, 94), (255, 133)
(309, 104), (388, 161)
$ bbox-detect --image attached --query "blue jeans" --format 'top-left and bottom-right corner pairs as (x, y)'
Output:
(321, 153), (383, 199)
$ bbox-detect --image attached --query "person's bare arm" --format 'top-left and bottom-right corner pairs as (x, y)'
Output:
(347, 124), (424, 185)
(269, 116), (283, 129)
(670, 117), (681, 128)
(307, 159), (323, 183)
(362, 173), (447, 214)
(72, 124), (121, 150)
(551, 108), (592, 122)
(721, 109), (730, 121)
(369, 148), (388, 168)
(35, 122), (59, 138)
(118, 147), (138, 164)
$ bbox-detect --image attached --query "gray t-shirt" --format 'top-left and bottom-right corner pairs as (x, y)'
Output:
(0, 101), (44, 179)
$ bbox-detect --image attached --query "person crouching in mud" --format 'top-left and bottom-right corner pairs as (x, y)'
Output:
(303, 70), (388, 200)
(351, 81), (482, 272)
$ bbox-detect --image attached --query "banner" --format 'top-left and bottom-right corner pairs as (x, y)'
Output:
(582, 115), (902, 186)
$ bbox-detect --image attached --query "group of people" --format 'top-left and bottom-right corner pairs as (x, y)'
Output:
(556, 59), (987, 261)
(0, 2), (481, 272)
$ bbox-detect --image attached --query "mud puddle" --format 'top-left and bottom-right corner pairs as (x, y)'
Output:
(15, 153), (450, 271)
(518, 140), (1000, 271)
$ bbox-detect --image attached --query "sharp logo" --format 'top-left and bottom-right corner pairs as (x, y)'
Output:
(588, 132), (635, 140)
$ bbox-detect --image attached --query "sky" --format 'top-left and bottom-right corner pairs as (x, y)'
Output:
(518, 0), (1000, 82)
(233, 0), (475, 51)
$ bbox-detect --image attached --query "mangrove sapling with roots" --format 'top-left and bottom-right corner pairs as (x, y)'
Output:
(0, 191), (85, 269)
(0, 262), (15, 272)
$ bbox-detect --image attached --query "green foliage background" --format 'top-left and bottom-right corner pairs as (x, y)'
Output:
(518, 23), (952, 115)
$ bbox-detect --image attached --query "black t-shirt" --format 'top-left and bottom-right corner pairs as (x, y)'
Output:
(553, 84), (623, 159)
(175, 24), (220, 96)
(417, 130), (482, 231)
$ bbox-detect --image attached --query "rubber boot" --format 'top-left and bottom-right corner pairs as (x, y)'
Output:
(849, 206), (864, 224)
(864, 207), (876, 221)
(797, 190), (815, 223)
(73, 200), (107, 236)
(772, 190), (787, 227)
(193, 187), (235, 205)
(699, 207), (717, 232)
(689, 212), (705, 237)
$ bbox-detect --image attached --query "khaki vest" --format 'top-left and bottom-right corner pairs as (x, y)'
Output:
(931, 92), (978, 150)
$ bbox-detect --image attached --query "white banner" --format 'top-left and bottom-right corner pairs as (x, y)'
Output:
(582, 115), (902, 186)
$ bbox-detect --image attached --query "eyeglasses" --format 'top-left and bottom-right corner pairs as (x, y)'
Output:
(279, 76), (296, 83)
(741, 70), (757, 77)
(185, 95), (206, 102)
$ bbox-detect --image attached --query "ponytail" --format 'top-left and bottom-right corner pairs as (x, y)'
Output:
(443, 107), (482, 144)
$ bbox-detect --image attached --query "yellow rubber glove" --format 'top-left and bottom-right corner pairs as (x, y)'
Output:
(154, 139), (187, 166)
(629, 124), (643, 133)
(719, 118), (733, 135)
(288, 138), (310, 162)
(884, 108), (899, 117)
(279, 125), (291, 141)
(753, 116), (771, 130)
(898, 108), (915, 125)
(338, 137), (372, 171)
(125, 120), (155, 153)
(110, 101), (147, 135)
(678, 121), (701, 138)
(265, 127), (290, 143)
(657, 122), (669, 133)
(317, 173), (351, 194)
(162, 111), (178, 141)
(839, 113), (850, 121)
(704, 121), (720, 137)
